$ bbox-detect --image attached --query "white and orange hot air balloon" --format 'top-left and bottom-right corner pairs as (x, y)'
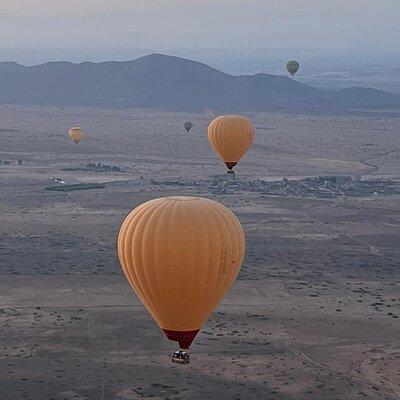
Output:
(68, 127), (84, 144)
(208, 115), (255, 174)
(117, 196), (245, 363)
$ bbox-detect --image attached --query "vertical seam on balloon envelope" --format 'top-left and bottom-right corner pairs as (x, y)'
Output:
(208, 202), (241, 313)
(233, 118), (243, 161)
(119, 202), (155, 303)
(167, 200), (180, 281)
(208, 119), (217, 156)
(247, 120), (255, 153)
(191, 200), (212, 324)
(189, 202), (200, 311)
(120, 207), (153, 312)
(213, 117), (224, 162)
(143, 199), (175, 323)
(211, 203), (245, 305)
(226, 116), (238, 162)
(126, 201), (163, 322)
(136, 200), (168, 323)
(196, 201), (222, 320)
(238, 118), (248, 161)
(210, 202), (245, 306)
(152, 199), (176, 321)
(203, 202), (235, 309)
(229, 117), (240, 162)
(197, 201), (225, 316)
(211, 117), (225, 161)
(217, 117), (225, 158)
(179, 199), (198, 327)
(243, 118), (254, 162)
(242, 118), (250, 158)
(121, 203), (158, 312)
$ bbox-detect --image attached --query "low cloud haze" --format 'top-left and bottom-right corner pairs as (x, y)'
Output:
(1, 0), (400, 66)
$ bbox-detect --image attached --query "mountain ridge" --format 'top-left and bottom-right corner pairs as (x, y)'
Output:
(0, 53), (399, 111)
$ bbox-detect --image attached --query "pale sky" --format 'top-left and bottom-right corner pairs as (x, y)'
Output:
(1, 0), (400, 64)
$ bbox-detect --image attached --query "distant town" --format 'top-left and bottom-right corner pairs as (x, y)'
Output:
(152, 175), (400, 199)
(62, 162), (123, 173)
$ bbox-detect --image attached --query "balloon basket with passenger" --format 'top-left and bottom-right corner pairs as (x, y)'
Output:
(163, 328), (199, 365)
(225, 162), (237, 175)
(172, 350), (190, 364)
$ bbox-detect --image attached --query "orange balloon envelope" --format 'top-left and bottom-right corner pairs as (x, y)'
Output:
(69, 127), (84, 144)
(117, 196), (245, 350)
(208, 115), (255, 172)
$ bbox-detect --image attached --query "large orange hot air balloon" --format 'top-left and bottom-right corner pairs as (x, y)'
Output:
(117, 196), (245, 363)
(208, 115), (255, 174)
(68, 127), (84, 144)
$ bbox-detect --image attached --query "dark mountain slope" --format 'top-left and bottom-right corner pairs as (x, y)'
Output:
(0, 53), (398, 111)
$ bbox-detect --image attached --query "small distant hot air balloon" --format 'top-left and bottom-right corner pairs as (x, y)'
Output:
(208, 115), (255, 174)
(184, 121), (193, 133)
(69, 127), (84, 144)
(286, 60), (300, 76)
(117, 196), (245, 364)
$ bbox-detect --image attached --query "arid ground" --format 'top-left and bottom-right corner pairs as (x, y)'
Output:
(0, 106), (399, 399)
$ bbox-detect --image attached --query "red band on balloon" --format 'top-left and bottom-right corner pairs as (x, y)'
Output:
(162, 329), (199, 349)
(225, 162), (237, 170)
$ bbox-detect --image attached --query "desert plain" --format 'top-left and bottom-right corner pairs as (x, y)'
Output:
(0, 105), (399, 399)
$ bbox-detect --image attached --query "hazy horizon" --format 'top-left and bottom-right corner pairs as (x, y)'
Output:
(1, 0), (400, 67)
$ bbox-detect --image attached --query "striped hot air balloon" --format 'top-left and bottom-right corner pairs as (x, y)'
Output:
(68, 127), (84, 144)
(117, 196), (245, 363)
(208, 115), (255, 174)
